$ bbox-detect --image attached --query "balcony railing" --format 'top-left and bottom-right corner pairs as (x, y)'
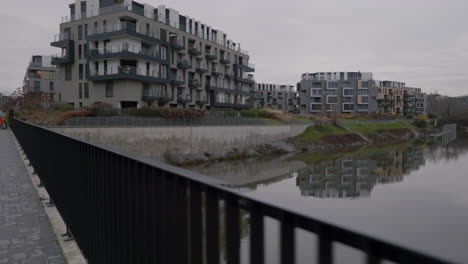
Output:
(177, 94), (192, 103)
(195, 96), (208, 105)
(195, 63), (208, 73)
(205, 50), (218, 60)
(88, 45), (161, 60)
(177, 60), (192, 69)
(9, 117), (452, 264)
(220, 54), (231, 64)
(142, 91), (172, 102)
(189, 79), (201, 88)
(87, 21), (160, 41)
(89, 66), (168, 84)
(170, 36), (185, 50)
(188, 46), (202, 56)
(59, 4), (250, 56)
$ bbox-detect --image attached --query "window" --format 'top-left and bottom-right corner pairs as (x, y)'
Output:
(358, 89), (369, 95)
(84, 83), (89, 98)
(78, 25), (83, 40)
(358, 96), (369, 104)
(78, 45), (82, 59)
(328, 82), (338, 88)
(310, 88), (322, 97)
(311, 82), (322, 88)
(343, 104), (354, 111)
(85, 63), (89, 79)
(34, 81), (41, 91)
(65, 65), (72, 81)
(79, 64), (84, 80)
(343, 88), (354, 96)
(326, 89), (337, 95)
(49, 82), (54, 92)
(327, 96), (338, 104)
(84, 44), (88, 59)
(79, 83), (83, 99)
(84, 24), (88, 37)
(160, 46), (168, 60)
(105, 81), (113, 97)
(310, 104), (322, 111)
(362, 81), (369, 88)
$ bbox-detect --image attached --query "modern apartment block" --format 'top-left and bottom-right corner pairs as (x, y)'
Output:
(376, 81), (426, 115)
(23, 55), (58, 98)
(253, 83), (298, 112)
(298, 72), (378, 115)
(406, 87), (427, 115)
(50, 0), (255, 109)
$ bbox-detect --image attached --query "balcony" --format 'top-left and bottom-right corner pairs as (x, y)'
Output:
(188, 46), (202, 56)
(220, 55), (231, 64)
(177, 60), (191, 69)
(206, 85), (251, 96)
(189, 79), (201, 88)
(88, 66), (169, 84)
(170, 36), (185, 50)
(224, 73), (234, 79)
(195, 63), (208, 73)
(88, 45), (166, 63)
(205, 50), (217, 61)
(211, 69), (223, 77)
(177, 94), (192, 104)
(236, 74), (256, 84)
(170, 75), (185, 86)
(142, 92), (172, 103)
(196, 96), (208, 105)
(236, 62), (255, 72)
(212, 99), (251, 109)
(51, 54), (74, 65)
(51, 33), (74, 48)
(87, 22), (161, 45)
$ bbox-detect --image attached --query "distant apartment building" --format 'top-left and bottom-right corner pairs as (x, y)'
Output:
(23, 55), (58, 98)
(376, 81), (426, 115)
(253, 83), (298, 112)
(0, 94), (10, 111)
(298, 72), (379, 115)
(50, 0), (255, 109)
(406, 87), (427, 115)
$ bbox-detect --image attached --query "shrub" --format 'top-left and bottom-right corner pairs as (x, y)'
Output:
(240, 108), (268, 118)
(156, 108), (204, 119)
(412, 118), (428, 128)
(54, 104), (74, 112)
(57, 109), (91, 124)
(88, 103), (119, 117)
(124, 107), (161, 117)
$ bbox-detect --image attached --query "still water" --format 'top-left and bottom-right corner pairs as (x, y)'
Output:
(188, 137), (468, 263)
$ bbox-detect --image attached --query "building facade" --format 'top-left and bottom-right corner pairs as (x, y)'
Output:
(51, 0), (255, 109)
(376, 81), (426, 116)
(298, 72), (378, 115)
(253, 83), (298, 112)
(23, 55), (58, 98)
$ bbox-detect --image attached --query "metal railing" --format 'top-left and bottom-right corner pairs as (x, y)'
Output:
(89, 66), (161, 79)
(9, 117), (452, 264)
(88, 45), (160, 59)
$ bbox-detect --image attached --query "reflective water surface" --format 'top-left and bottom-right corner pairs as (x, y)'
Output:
(188, 137), (468, 263)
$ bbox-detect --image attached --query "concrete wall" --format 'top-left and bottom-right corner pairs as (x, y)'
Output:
(51, 125), (308, 159)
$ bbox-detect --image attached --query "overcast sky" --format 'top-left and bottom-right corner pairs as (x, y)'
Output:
(1, 0), (467, 96)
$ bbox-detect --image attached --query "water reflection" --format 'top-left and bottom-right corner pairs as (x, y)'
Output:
(296, 144), (426, 199)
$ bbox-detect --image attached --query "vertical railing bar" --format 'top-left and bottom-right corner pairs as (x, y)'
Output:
(205, 188), (220, 264)
(225, 194), (240, 264)
(250, 202), (264, 264)
(190, 181), (203, 264)
(318, 225), (333, 264)
(281, 213), (295, 264)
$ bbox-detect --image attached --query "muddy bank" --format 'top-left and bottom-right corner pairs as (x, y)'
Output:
(166, 127), (418, 166)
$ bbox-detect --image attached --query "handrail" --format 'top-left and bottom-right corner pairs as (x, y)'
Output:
(9, 117), (453, 264)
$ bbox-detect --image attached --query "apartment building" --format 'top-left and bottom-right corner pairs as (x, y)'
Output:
(298, 72), (378, 115)
(51, 0), (255, 109)
(406, 87), (427, 115)
(376, 81), (426, 115)
(0, 94), (10, 111)
(253, 83), (298, 112)
(23, 55), (58, 98)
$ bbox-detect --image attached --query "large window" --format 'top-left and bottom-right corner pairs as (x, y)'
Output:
(78, 25), (83, 40)
(65, 65), (72, 81)
(311, 82), (322, 88)
(343, 103), (354, 111)
(343, 88), (354, 96)
(328, 82), (338, 88)
(33, 81), (40, 91)
(79, 83), (83, 99)
(310, 104), (322, 111)
(105, 81), (113, 97)
(358, 95), (369, 104)
(79, 64), (84, 80)
(84, 83), (89, 99)
(358, 89), (369, 95)
(310, 88), (322, 97)
(327, 96), (338, 104)
(49, 82), (54, 92)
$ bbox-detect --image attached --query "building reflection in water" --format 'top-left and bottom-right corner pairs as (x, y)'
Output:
(296, 145), (426, 199)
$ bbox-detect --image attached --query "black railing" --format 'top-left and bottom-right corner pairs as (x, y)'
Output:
(9, 117), (452, 264)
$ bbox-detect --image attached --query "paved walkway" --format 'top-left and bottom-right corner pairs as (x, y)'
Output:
(0, 129), (65, 264)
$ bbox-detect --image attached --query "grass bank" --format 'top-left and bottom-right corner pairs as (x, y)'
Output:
(292, 125), (351, 143)
(344, 122), (415, 135)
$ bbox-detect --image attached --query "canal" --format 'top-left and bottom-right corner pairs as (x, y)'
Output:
(187, 136), (468, 263)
